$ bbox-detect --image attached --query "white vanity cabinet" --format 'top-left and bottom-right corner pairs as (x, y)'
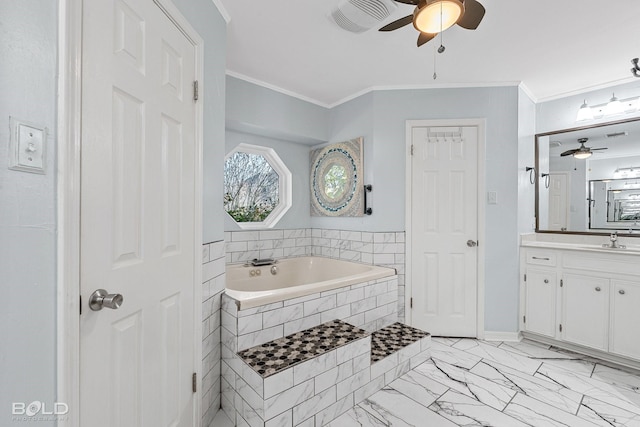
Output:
(520, 243), (640, 367)
(610, 280), (640, 360)
(561, 274), (609, 351)
(523, 267), (557, 338)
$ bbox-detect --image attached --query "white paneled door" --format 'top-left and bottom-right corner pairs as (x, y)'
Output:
(410, 125), (479, 337)
(548, 173), (569, 231)
(80, 0), (198, 426)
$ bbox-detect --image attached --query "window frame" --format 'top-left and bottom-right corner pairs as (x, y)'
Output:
(224, 143), (292, 229)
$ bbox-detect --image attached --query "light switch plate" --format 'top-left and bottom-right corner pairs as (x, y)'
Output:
(487, 191), (498, 204)
(8, 117), (47, 174)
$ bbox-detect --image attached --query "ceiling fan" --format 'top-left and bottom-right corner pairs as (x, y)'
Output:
(379, 0), (486, 47)
(560, 138), (608, 159)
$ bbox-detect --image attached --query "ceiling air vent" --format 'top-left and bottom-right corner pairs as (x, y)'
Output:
(330, 0), (397, 33)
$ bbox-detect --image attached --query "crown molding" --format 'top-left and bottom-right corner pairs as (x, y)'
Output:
(210, 0), (230, 23)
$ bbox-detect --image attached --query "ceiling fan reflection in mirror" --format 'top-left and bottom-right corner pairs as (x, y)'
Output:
(379, 0), (486, 47)
(560, 138), (608, 160)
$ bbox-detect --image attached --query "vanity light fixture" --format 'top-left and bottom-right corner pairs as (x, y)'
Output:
(575, 94), (639, 122)
(614, 167), (640, 179)
(576, 100), (594, 121)
(605, 93), (624, 116)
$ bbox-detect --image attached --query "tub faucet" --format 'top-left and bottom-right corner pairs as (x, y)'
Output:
(250, 258), (277, 266)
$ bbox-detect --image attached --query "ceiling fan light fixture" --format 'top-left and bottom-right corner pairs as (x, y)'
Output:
(413, 0), (463, 34)
(573, 151), (592, 160)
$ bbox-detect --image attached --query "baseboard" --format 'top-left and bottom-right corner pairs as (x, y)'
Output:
(483, 331), (522, 342)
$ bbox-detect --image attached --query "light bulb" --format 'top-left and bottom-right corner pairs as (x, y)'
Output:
(605, 93), (624, 116)
(576, 100), (594, 121)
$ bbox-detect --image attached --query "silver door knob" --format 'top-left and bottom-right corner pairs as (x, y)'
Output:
(467, 240), (478, 247)
(89, 289), (124, 311)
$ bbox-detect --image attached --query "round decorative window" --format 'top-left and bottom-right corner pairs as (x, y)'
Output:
(310, 137), (364, 217)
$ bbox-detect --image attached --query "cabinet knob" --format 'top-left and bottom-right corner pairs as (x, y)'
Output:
(619, 289), (626, 295)
(544, 279), (549, 284)
(595, 287), (601, 292)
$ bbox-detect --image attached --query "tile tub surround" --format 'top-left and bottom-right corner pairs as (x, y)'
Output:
(223, 319), (431, 427)
(224, 229), (406, 321)
(202, 240), (225, 427)
(221, 274), (399, 353)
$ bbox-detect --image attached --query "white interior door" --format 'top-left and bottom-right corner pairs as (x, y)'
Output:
(548, 173), (569, 231)
(80, 0), (198, 425)
(410, 126), (479, 337)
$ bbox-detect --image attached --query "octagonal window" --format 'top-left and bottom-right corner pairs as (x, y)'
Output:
(223, 143), (292, 229)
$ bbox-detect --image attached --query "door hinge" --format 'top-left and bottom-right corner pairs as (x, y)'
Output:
(560, 279), (563, 287)
(192, 373), (197, 393)
(559, 324), (563, 332)
(79, 295), (82, 315)
(410, 145), (414, 156)
(410, 297), (413, 309)
(524, 274), (527, 282)
(193, 80), (199, 101)
(523, 315), (526, 323)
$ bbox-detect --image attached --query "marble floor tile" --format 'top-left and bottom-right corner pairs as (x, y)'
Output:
(414, 358), (516, 410)
(325, 405), (388, 427)
(453, 339), (544, 374)
(429, 340), (483, 369)
(429, 389), (529, 426)
(504, 393), (601, 427)
(536, 363), (640, 416)
(470, 359), (584, 414)
(578, 396), (640, 427)
(386, 370), (448, 407)
(224, 337), (640, 427)
(361, 386), (457, 426)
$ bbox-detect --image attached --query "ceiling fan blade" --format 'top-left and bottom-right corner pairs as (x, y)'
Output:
(457, 0), (486, 30)
(391, 0), (419, 4)
(379, 14), (414, 32)
(417, 32), (436, 47)
(560, 149), (578, 157)
(591, 147), (608, 151)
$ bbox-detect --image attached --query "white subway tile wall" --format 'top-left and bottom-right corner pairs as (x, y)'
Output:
(202, 240), (225, 427)
(224, 229), (406, 322)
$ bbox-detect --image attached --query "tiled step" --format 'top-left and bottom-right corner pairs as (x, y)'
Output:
(228, 320), (431, 427)
(370, 322), (431, 384)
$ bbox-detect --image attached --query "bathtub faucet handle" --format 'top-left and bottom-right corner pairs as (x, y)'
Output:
(270, 265), (278, 275)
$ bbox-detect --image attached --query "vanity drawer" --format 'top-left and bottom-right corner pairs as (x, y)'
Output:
(526, 251), (557, 266)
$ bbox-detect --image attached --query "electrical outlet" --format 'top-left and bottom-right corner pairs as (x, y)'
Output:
(8, 117), (46, 174)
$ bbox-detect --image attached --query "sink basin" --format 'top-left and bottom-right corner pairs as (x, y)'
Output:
(578, 245), (640, 254)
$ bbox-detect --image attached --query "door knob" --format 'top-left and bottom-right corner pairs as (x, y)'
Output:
(89, 289), (124, 311)
(467, 240), (478, 247)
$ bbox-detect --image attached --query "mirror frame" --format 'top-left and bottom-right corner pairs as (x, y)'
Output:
(535, 116), (640, 237)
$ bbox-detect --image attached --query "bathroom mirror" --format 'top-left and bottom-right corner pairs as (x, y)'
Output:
(224, 143), (292, 229)
(536, 117), (640, 235)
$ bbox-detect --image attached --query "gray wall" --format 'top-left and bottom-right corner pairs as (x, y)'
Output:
(0, 2), (57, 425)
(224, 130), (312, 230)
(173, 0), (228, 244)
(517, 87), (537, 234)
(226, 78), (523, 333)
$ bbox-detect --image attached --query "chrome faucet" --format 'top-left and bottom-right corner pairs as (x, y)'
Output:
(604, 232), (626, 249)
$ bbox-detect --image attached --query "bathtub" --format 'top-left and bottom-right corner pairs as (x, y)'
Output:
(225, 256), (396, 310)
